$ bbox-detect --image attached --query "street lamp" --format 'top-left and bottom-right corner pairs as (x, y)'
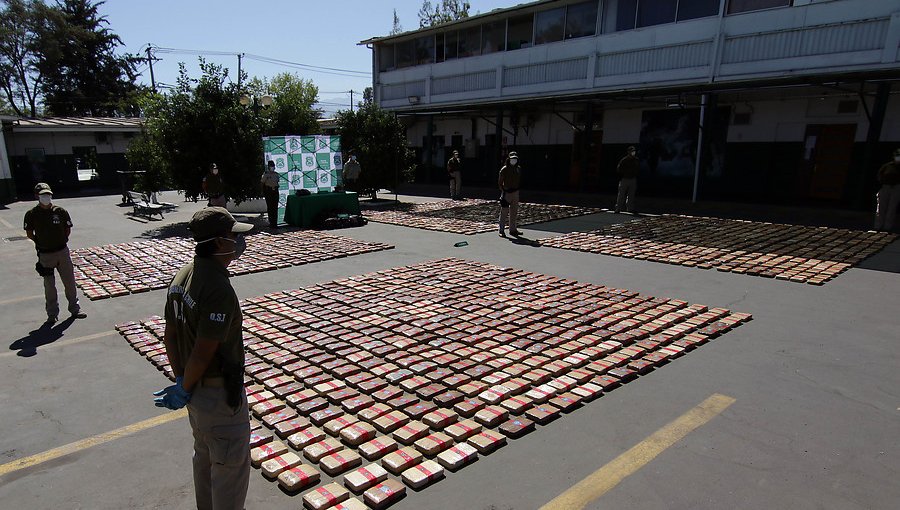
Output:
(240, 94), (273, 112)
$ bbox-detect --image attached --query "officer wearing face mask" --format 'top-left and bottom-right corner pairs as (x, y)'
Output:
(24, 182), (86, 324)
(342, 152), (361, 192)
(202, 163), (227, 207)
(154, 206), (253, 510)
(874, 148), (900, 232)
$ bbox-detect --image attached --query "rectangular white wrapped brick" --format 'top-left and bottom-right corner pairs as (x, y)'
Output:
(343, 463), (388, 492)
(400, 459), (445, 489)
(436, 443), (478, 470)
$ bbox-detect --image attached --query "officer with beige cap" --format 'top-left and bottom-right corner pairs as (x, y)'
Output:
(23, 182), (86, 323)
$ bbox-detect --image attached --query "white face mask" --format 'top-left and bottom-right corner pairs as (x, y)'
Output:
(894, 156), (900, 163)
(509, 158), (518, 166)
(38, 195), (52, 205)
(212, 169), (219, 175)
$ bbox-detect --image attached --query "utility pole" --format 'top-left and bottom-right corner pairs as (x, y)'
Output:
(146, 45), (156, 92)
(237, 53), (243, 89)
(350, 90), (354, 112)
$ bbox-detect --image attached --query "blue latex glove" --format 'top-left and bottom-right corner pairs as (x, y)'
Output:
(153, 376), (192, 410)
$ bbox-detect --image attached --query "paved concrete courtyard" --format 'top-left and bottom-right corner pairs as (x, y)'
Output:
(1, 190), (898, 509)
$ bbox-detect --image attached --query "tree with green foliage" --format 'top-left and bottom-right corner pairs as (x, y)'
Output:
(0, 0), (44, 116)
(335, 101), (415, 199)
(390, 9), (403, 35)
(418, 0), (470, 28)
(39, 0), (142, 116)
(245, 72), (321, 138)
(127, 60), (264, 202)
(0, 0), (139, 117)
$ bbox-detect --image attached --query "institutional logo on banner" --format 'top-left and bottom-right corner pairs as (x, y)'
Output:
(316, 153), (332, 171)
(270, 154), (288, 171)
(333, 152), (343, 170)
(302, 153), (316, 172)
(287, 170), (302, 190)
(317, 168), (332, 188)
(315, 135), (329, 153)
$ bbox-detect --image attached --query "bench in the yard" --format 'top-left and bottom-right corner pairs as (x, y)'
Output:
(126, 191), (165, 219)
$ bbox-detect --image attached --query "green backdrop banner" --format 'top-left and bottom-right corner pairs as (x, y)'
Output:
(263, 135), (342, 224)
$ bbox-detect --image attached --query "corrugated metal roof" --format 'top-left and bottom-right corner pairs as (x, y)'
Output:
(12, 117), (143, 131)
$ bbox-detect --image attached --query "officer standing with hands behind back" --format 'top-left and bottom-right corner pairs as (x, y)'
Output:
(154, 207), (253, 510)
(261, 160), (281, 229)
(24, 182), (86, 324)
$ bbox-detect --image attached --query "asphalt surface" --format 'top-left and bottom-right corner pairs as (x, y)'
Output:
(0, 190), (898, 510)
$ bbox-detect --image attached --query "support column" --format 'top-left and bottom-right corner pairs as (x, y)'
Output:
(856, 82), (891, 209)
(425, 115), (434, 182)
(495, 109), (504, 172)
(0, 125), (14, 203)
(692, 94), (708, 203)
(581, 103), (594, 193)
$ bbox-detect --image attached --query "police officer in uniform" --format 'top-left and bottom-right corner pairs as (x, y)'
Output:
(202, 163), (227, 207)
(260, 160), (281, 229)
(615, 145), (639, 214)
(153, 207), (253, 510)
(447, 149), (462, 199)
(24, 183), (86, 323)
(498, 151), (522, 237)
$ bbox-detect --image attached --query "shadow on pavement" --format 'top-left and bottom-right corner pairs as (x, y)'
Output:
(9, 317), (76, 357)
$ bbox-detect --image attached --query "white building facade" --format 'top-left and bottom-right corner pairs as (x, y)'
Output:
(362, 0), (900, 207)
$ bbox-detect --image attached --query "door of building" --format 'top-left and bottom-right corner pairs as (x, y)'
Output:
(803, 124), (856, 201)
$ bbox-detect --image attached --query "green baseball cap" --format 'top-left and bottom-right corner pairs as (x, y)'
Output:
(34, 182), (53, 195)
(189, 207), (253, 241)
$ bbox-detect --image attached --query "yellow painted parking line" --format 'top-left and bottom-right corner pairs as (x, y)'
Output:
(0, 294), (43, 306)
(1, 330), (116, 358)
(540, 393), (735, 510)
(0, 409), (186, 477)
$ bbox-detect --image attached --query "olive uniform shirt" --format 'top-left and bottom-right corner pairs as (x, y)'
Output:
(24, 205), (72, 252)
(204, 174), (224, 197)
(617, 155), (640, 179)
(165, 257), (244, 378)
(877, 161), (900, 186)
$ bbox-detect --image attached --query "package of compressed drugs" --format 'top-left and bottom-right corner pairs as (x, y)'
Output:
(303, 437), (344, 463)
(330, 498), (367, 510)
(413, 432), (454, 457)
(319, 449), (362, 477)
(499, 417), (536, 438)
(500, 395), (533, 415)
(261, 451), (303, 479)
(422, 409), (458, 430)
(444, 418), (482, 442)
(358, 436), (399, 461)
(474, 406), (509, 427)
(400, 459), (444, 489)
(263, 408), (299, 428)
(250, 429), (274, 448)
(275, 416), (311, 439)
(250, 440), (288, 467)
(324, 416), (359, 437)
(277, 463), (320, 492)
(310, 407), (344, 426)
(252, 399), (286, 418)
(363, 478), (406, 509)
(372, 411), (410, 433)
(381, 446), (423, 475)
(467, 430), (507, 454)
(340, 421), (377, 446)
(525, 404), (561, 425)
(343, 463), (388, 493)
(288, 426), (326, 450)
(303, 482), (349, 510)
(436, 443), (478, 471)
(392, 421), (429, 445)
(358, 403), (392, 423)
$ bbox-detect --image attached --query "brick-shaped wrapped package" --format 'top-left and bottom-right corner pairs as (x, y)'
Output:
(247, 390), (275, 406)
(319, 449), (362, 476)
(422, 409), (458, 430)
(403, 401), (437, 420)
(251, 399), (286, 418)
(288, 426), (326, 450)
(358, 403), (392, 423)
(261, 451), (303, 479)
(571, 382), (603, 402)
(303, 482), (350, 510)
(340, 421), (377, 446)
(444, 419), (483, 442)
(500, 395), (533, 415)
(467, 430), (507, 454)
(363, 478), (406, 510)
(474, 405), (509, 427)
(310, 407), (344, 427)
(296, 397), (329, 416)
(453, 398), (485, 418)
(251, 440), (288, 467)
(499, 417), (536, 438)
(263, 408), (299, 428)
(436, 443), (478, 471)
(287, 388), (319, 408)
(343, 463), (388, 493)
(372, 411), (410, 434)
(341, 395), (374, 414)
(525, 403), (561, 425)
(432, 389), (464, 407)
(358, 436), (398, 461)
(392, 421), (430, 445)
(277, 463), (320, 492)
(275, 416), (311, 439)
(549, 392), (582, 413)
(249, 429), (274, 448)
(381, 446), (423, 475)
(413, 431), (453, 456)
(324, 415), (359, 437)
(330, 498), (367, 510)
(400, 459), (445, 489)
(303, 437), (344, 463)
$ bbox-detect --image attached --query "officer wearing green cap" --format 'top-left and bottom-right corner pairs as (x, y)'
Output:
(154, 206), (253, 510)
(23, 182), (86, 323)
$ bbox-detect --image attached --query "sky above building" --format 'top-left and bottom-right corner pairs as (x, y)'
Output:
(98, 0), (521, 117)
